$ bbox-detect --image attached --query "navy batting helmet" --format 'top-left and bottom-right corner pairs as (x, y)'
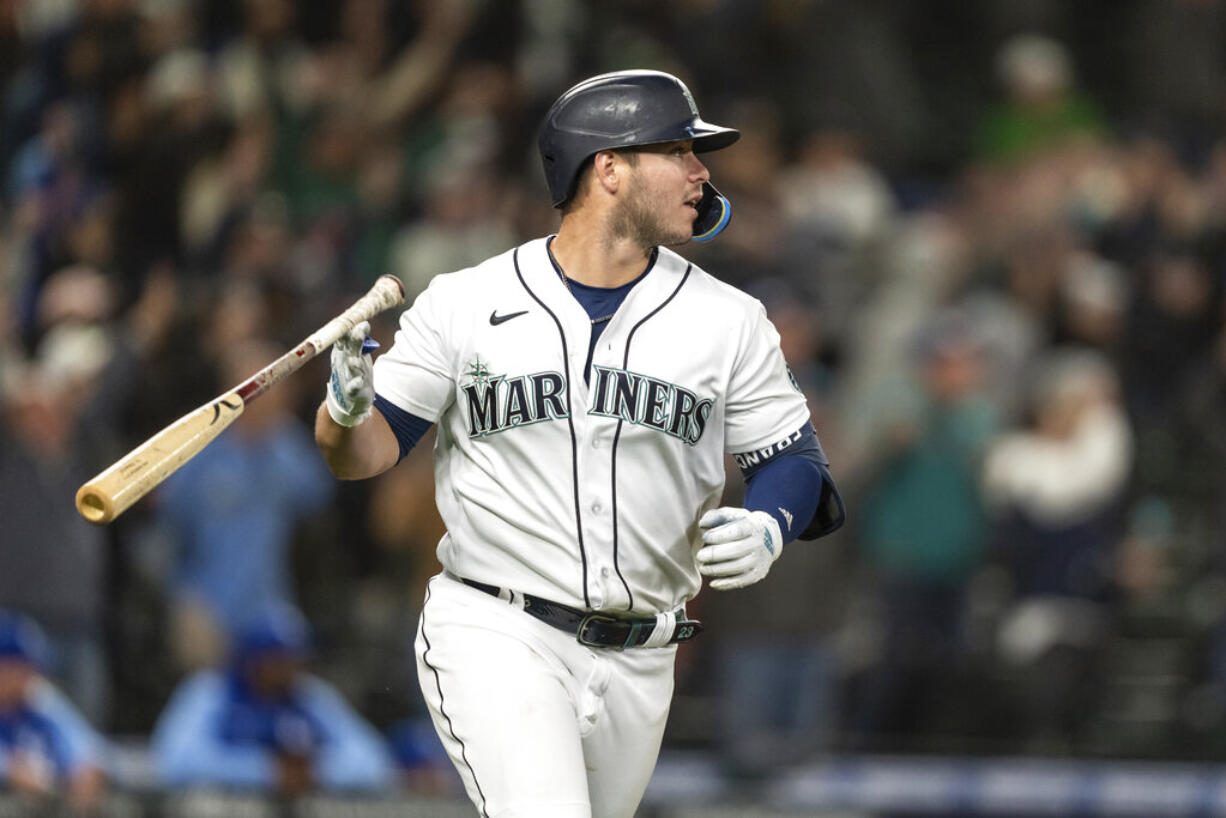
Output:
(538, 70), (740, 241)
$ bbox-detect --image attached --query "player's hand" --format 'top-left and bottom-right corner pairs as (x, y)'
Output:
(325, 320), (378, 427)
(695, 508), (782, 590)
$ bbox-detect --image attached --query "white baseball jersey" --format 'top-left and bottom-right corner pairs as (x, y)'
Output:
(373, 236), (810, 615)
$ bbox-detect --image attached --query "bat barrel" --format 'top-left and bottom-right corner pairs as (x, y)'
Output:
(74, 392), (246, 524)
(75, 486), (113, 524)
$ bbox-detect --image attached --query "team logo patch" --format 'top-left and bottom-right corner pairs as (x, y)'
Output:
(466, 357), (496, 388)
(462, 356), (568, 438)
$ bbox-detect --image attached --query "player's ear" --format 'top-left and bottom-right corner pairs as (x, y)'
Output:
(593, 150), (622, 196)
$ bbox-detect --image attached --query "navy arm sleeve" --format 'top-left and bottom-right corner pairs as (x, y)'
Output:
(737, 423), (846, 544)
(373, 394), (435, 462)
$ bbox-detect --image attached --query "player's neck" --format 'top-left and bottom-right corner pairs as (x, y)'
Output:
(552, 217), (652, 288)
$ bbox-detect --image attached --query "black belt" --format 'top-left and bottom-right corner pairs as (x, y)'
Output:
(458, 576), (703, 650)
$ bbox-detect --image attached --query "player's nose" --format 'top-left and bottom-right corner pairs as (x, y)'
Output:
(687, 152), (710, 183)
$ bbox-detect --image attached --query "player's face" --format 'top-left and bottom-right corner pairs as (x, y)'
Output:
(614, 140), (710, 248)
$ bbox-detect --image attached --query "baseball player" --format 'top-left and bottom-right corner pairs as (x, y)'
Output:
(315, 69), (845, 818)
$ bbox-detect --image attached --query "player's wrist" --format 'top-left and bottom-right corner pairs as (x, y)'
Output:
(746, 509), (784, 562)
(325, 378), (371, 427)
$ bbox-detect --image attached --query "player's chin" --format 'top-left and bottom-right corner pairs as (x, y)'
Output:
(662, 208), (697, 246)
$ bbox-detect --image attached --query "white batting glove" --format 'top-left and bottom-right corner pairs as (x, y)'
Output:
(325, 321), (377, 427)
(695, 508), (783, 590)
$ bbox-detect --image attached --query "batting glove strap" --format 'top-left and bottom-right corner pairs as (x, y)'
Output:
(325, 374), (371, 427)
(325, 322), (376, 427)
(695, 508), (784, 591)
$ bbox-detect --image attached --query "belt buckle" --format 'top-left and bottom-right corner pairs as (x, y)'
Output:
(577, 613), (623, 649)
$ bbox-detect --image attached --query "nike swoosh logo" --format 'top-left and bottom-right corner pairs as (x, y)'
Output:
(489, 310), (528, 326)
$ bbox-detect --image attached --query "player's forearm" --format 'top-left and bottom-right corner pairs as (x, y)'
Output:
(743, 452), (823, 545)
(315, 402), (399, 480)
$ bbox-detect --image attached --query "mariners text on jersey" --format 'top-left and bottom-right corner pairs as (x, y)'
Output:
(588, 365), (712, 446)
(463, 368), (568, 437)
(462, 361), (714, 446)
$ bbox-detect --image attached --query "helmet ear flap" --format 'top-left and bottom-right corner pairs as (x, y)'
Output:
(691, 182), (732, 241)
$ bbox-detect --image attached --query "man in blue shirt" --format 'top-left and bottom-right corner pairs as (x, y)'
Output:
(0, 611), (107, 811)
(151, 604), (394, 797)
(157, 339), (334, 670)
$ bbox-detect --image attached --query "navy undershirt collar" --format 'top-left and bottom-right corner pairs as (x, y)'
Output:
(545, 236), (656, 322)
(545, 237), (657, 384)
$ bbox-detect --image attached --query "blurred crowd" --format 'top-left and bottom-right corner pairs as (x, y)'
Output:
(3, 0), (1226, 807)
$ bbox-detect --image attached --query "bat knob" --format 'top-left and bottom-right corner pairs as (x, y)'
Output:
(378, 274), (406, 304)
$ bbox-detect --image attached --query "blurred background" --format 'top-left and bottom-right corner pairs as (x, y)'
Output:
(3, 0), (1226, 815)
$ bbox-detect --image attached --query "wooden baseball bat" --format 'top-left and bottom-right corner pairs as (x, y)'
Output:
(75, 274), (406, 524)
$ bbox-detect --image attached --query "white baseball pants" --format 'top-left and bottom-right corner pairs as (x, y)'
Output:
(415, 572), (677, 818)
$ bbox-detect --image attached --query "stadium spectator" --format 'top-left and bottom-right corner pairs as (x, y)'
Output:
(386, 716), (458, 796)
(389, 158), (517, 300)
(984, 348), (1133, 750)
(975, 33), (1106, 162)
(1121, 248), (1220, 430)
(0, 338), (111, 726)
(150, 604), (394, 796)
(0, 262), (176, 725)
(849, 310), (999, 742)
(0, 611), (107, 812)
(156, 337), (333, 671)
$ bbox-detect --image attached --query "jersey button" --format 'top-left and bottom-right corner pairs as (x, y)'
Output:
(600, 567), (610, 577)
(591, 438), (600, 449)
(591, 502), (602, 514)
